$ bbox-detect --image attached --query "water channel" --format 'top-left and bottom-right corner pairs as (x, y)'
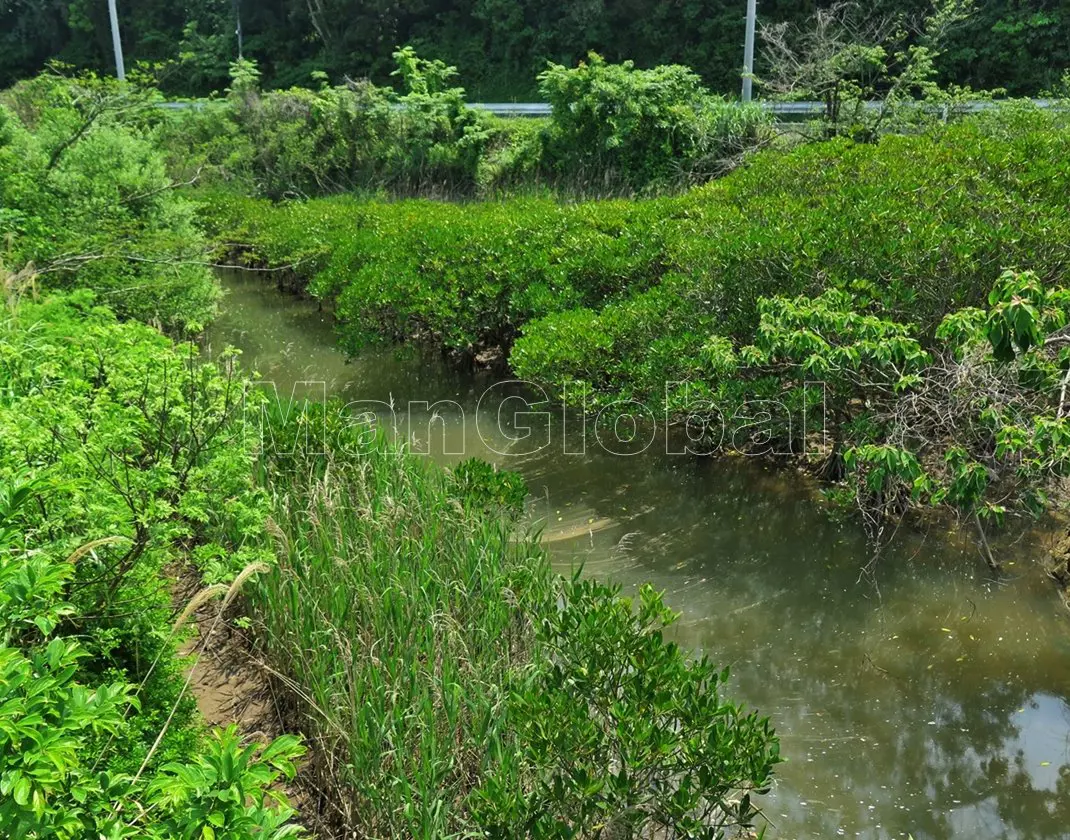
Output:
(206, 268), (1070, 840)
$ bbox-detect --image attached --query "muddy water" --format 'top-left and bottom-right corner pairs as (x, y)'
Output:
(206, 269), (1070, 840)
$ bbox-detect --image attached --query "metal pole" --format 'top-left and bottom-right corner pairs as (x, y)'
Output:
(107, 0), (125, 80)
(233, 0), (244, 59)
(742, 0), (757, 102)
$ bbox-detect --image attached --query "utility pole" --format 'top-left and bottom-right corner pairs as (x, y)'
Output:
(107, 0), (125, 80)
(742, 0), (756, 102)
(233, 0), (244, 59)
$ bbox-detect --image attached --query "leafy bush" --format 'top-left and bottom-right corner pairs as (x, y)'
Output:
(0, 626), (303, 839)
(538, 52), (771, 189)
(475, 580), (779, 837)
(512, 111), (1070, 403)
(0, 72), (218, 331)
(388, 47), (496, 192)
(758, 0), (986, 140)
(237, 81), (395, 198)
(724, 270), (1070, 562)
(162, 52), (770, 199)
(0, 292), (302, 838)
(205, 108), (1070, 396)
(475, 116), (548, 194)
(161, 51), (497, 199)
(447, 457), (529, 515)
(199, 189), (671, 358)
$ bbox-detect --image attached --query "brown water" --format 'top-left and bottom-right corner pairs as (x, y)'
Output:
(206, 269), (1070, 840)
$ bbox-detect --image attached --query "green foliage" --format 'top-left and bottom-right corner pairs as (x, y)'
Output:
(388, 47), (495, 193)
(149, 48), (783, 200)
(0, 629), (303, 838)
(746, 287), (931, 389)
(759, 0), (986, 140)
(939, 0), (1070, 95)
(843, 444), (931, 505)
(159, 48), (498, 199)
(731, 286), (932, 470)
(512, 112), (1070, 405)
(149, 727), (303, 840)
(475, 580), (780, 838)
(2, 0), (1069, 100)
(538, 52), (771, 189)
(227, 58), (261, 97)
(470, 117), (545, 194)
(748, 270), (1070, 537)
(0, 635), (134, 837)
(447, 458), (528, 516)
(199, 189), (670, 357)
(0, 71), (219, 332)
(175, 19), (234, 94)
(161, 51), (769, 198)
(252, 401), (779, 837)
(0, 294), (301, 838)
(982, 267), (1070, 362)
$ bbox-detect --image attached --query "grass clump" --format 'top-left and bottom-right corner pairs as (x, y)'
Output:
(251, 402), (781, 837)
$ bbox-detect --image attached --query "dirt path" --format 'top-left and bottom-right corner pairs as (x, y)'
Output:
(173, 571), (317, 827)
(178, 609), (280, 744)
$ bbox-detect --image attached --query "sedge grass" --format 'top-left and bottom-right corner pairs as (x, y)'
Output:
(248, 405), (779, 837)
(252, 426), (550, 836)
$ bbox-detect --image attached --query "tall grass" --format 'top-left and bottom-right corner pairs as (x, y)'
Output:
(248, 403), (780, 837)
(252, 420), (551, 835)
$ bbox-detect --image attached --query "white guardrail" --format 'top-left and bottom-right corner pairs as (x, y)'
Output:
(158, 99), (1059, 117)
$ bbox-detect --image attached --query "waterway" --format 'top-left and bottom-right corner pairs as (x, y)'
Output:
(206, 269), (1070, 840)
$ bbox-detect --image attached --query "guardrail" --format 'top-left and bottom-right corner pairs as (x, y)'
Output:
(468, 102), (551, 116)
(424, 99), (1061, 117)
(158, 99), (1059, 117)
(468, 101), (815, 116)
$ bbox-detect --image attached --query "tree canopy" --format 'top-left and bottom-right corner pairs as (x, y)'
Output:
(1, 0), (1068, 99)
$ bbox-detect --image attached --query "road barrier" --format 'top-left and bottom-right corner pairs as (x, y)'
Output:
(158, 99), (1060, 117)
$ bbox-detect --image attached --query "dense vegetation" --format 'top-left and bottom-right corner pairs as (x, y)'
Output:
(0, 288), (779, 837)
(0, 292), (304, 837)
(0, 73), (218, 331)
(253, 408), (779, 836)
(4, 0), (1070, 99)
(5, 6), (1070, 829)
(204, 103), (1070, 552)
(0, 71), (781, 838)
(203, 105), (1070, 361)
(158, 50), (771, 198)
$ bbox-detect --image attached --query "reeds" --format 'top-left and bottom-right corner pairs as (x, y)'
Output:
(252, 432), (550, 836)
(247, 408), (779, 837)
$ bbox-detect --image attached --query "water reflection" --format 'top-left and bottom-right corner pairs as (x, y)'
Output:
(205, 270), (1070, 839)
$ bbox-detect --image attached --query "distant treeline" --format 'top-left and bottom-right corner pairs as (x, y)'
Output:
(3, 0), (1069, 98)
